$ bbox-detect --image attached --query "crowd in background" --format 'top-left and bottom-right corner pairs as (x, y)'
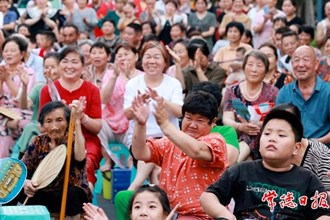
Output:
(1, 0), (330, 219)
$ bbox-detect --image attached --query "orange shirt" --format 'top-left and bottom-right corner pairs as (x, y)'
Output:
(213, 42), (252, 71)
(146, 133), (227, 219)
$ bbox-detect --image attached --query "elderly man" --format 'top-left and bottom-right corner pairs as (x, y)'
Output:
(276, 45), (330, 147)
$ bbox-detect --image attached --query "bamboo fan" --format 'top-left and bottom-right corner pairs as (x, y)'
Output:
(23, 144), (67, 205)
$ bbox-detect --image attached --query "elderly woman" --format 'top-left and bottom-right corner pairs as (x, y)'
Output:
(9, 101), (92, 220)
(40, 46), (102, 188)
(223, 50), (278, 162)
(0, 36), (36, 158)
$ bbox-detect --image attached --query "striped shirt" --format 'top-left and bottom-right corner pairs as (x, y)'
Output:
(301, 139), (330, 191)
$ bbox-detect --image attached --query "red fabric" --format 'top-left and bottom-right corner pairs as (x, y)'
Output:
(88, 2), (112, 37)
(40, 80), (102, 184)
(146, 133), (227, 219)
(38, 48), (46, 58)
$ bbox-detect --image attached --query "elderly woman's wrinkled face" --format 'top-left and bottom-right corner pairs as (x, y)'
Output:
(90, 46), (109, 68)
(244, 56), (266, 83)
(44, 57), (60, 81)
(42, 108), (68, 143)
(173, 42), (189, 66)
(2, 41), (24, 66)
(116, 47), (137, 70)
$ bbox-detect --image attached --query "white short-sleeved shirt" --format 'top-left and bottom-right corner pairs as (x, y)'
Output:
(124, 74), (183, 145)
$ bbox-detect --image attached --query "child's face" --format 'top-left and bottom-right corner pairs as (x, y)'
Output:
(259, 119), (299, 162)
(101, 21), (114, 35)
(181, 112), (214, 139)
(39, 35), (50, 48)
(236, 51), (244, 61)
(18, 26), (30, 37)
(131, 191), (166, 220)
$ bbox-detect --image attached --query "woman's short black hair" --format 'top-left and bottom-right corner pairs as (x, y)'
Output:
(90, 41), (111, 56)
(101, 18), (116, 27)
(2, 36), (28, 52)
(171, 22), (186, 33)
(59, 46), (84, 65)
(187, 38), (209, 60)
(225, 21), (245, 38)
(44, 52), (60, 63)
(115, 41), (138, 54)
(283, 0), (297, 7)
(38, 101), (71, 126)
(258, 42), (278, 61)
(261, 109), (303, 143)
(182, 90), (218, 124)
(141, 21), (157, 35)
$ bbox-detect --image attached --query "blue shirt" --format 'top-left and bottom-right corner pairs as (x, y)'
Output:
(276, 76), (330, 146)
(3, 11), (17, 25)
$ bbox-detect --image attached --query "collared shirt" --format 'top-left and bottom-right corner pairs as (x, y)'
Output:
(183, 62), (227, 94)
(26, 53), (45, 83)
(146, 133), (227, 219)
(276, 76), (330, 146)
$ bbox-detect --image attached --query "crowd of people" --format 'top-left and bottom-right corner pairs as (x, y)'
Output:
(1, 0), (330, 219)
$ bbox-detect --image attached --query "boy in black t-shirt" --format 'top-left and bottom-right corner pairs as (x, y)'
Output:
(200, 109), (330, 220)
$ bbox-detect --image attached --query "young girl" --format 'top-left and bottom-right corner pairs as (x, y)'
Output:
(83, 185), (177, 220)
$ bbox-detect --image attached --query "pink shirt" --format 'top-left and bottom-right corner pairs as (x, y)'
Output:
(1, 67), (36, 107)
(102, 69), (144, 134)
(252, 9), (285, 49)
(146, 133), (227, 219)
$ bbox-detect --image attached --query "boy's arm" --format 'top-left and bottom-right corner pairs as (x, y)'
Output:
(200, 192), (236, 220)
(154, 99), (213, 161)
(131, 95), (152, 161)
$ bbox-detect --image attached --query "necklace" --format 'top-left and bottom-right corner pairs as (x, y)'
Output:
(244, 82), (263, 100)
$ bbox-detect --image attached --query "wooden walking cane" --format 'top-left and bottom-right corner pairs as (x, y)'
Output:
(60, 108), (76, 220)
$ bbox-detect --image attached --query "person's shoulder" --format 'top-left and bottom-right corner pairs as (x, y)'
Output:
(263, 82), (279, 92)
(82, 80), (99, 90)
(228, 159), (260, 173)
(278, 80), (295, 92)
(212, 125), (236, 135)
(307, 139), (330, 154)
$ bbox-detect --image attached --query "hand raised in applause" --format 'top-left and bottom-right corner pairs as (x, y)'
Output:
(132, 92), (150, 126)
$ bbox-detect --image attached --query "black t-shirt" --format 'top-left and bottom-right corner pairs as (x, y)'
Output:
(205, 160), (330, 220)
(286, 16), (304, 26)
